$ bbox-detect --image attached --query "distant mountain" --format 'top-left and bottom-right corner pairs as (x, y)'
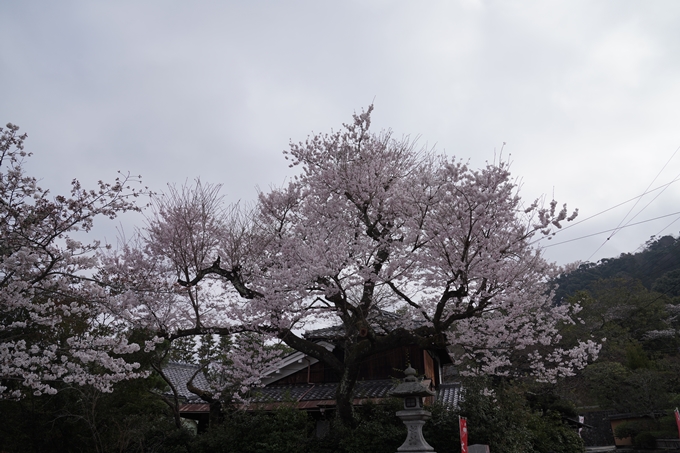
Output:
(553, 234), (680, 302)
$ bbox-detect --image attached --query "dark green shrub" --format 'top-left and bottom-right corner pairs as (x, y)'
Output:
(634, 432), (657, 449)
(527, 410), (584, 453)
(0, 377), (193, 453)
(452, 378), (584, 453)
(423, 403), (463, 453)
(93, 379), (590, 453)
(190, 406), (311, 453)
(613, 416), (678, 450)
(308, 399), (405, 453)
(614, 418), (663, 441)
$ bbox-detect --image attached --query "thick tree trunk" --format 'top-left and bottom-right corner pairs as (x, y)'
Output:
(335, 354), (361, 426)
(208, 400), (222, 428)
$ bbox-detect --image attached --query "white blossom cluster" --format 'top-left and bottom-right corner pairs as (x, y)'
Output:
(0, 124), (147, 399)
(642, 329), (676, 340)
(99, 107), (601, 411)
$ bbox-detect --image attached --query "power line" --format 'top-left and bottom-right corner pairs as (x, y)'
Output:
(619, 173), (680, 228)
(529, 177), (680, 247)
(556, 177), (680, 234)
(653, 213), (680, 238)
(542, 210), (680, 248)
(586, 144), (680, 261)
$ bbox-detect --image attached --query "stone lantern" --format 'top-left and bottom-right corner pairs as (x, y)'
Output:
(389, 365), (437, 453)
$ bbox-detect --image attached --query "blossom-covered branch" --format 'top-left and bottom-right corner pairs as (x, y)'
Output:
(0, 123), (148, 398)
(106, 107), (599, 422)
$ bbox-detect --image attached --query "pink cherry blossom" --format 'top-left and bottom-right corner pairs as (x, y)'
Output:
(104, 107), (599, 422)
(0, 124), (148, 398)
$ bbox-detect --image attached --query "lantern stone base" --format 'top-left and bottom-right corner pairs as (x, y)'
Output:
(395, 409), (436, 452)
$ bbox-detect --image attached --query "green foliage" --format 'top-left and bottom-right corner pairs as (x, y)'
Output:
(312, 389), (581, 453)
(625, 343), (651, 370)
(564, 279), (671, 359)
(634, 431), (657, 449)
(0, 328), (197, 453)
(455, 378), (584, 453)
(309, 399), (405, 453)
(614, 419), (656, 440)
(1, 378), (588, 453)
(556, 271), (680, 414)
(168, 336), (200, 363)
(0, 377), (193, 453)
(648, 416), (680, 440)
(456, 379), (533, 453)
(553, 234), (680, 301)
(653, 268), (680, 297)
(166, 334), (234, 367)
(614, 415), (680, 446)
(423, 403), (464, 453)
(584, 361), (677, 413)
(306, 383), (584, 453)
(528, 410), (584, 453)
(189, 406), (311, 453)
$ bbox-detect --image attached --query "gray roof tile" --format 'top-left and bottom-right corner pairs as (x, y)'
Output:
(161, 362), (211, 401)
(436, 382), (462, 407)
(249, 379), (461, 407)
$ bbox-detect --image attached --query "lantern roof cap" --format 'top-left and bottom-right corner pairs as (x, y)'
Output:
(389, 365), (435, 398)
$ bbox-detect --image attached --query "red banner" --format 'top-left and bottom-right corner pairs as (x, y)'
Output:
(675, 408), (680, 439)
(459, 416), (468, 453)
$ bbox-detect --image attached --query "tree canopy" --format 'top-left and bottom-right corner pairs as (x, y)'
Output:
(0, 123), (146, 399)
(553, 234), (680, 302)
(103, 106), (598, 422)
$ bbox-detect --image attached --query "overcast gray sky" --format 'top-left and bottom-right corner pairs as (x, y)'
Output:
(2, 0), (680, 265)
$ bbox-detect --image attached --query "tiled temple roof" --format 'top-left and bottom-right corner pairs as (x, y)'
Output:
(162, 362), (211, 401)
(303, 310), (402, 341)
(436, 382), (462, 407)
(251, 379), (395, 403)
(246, 379), (462, 410)
(163, 361), (462, 413)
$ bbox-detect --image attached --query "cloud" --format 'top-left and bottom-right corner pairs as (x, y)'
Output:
(2, 0), (680, 264)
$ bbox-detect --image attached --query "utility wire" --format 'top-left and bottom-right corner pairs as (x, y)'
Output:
(617, 172), (680, 228)
(543, 210), (680, 248)
(555, 177), (680, 234)
(530, 177), (680, 247)
(653, 214), (680, 239)
(586, 145), (680, 261)
(597, 170), (680, 257)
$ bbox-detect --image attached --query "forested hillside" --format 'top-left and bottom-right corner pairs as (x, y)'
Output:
(554, 235), (680, 447)
(554, 234), (680, 302)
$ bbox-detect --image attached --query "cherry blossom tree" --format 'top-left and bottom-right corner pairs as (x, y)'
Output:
(0, 123), (147, 399)
(108, 107), (599, 423)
